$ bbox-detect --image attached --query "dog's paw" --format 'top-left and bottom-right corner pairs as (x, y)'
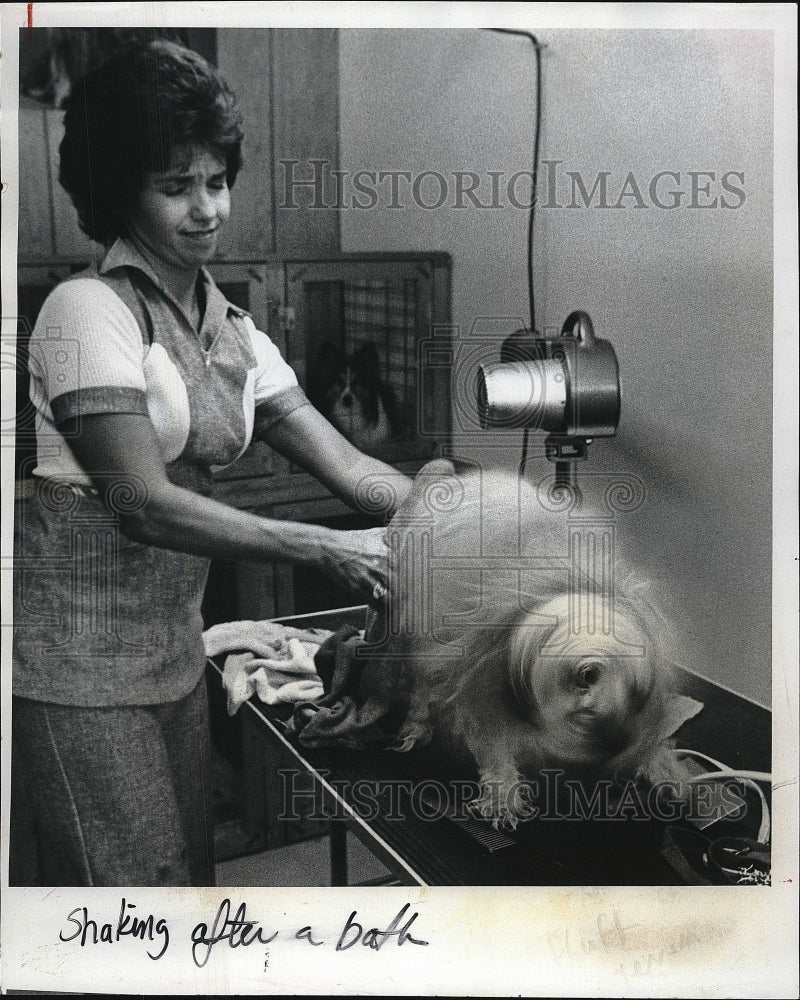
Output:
(390, 720), (434, 752)
(467, 793), (522, 832)
(389, 734), (418, 753)
(467, 789), (501, 823)
(468, 776), (538, 830)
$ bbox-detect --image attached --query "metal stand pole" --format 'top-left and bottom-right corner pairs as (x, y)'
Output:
(555, 458), (582, 505)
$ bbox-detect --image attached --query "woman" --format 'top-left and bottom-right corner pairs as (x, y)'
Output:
(11, 38), (411, 887)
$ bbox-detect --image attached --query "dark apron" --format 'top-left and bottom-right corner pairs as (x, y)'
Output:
(13, 478), (211, 706)
(12, 266), (233, 707)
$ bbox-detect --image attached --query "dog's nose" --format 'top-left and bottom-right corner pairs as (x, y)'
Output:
(341, 391), (353, 408)
(575, 668), (629, 726)
(577, 661), (602, 689)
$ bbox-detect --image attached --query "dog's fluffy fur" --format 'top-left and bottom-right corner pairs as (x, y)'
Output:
(361, 460), (688, 828)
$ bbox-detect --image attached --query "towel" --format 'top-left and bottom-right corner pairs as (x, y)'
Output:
(203, 619), (335, 715)
(286, 624), (400, 748)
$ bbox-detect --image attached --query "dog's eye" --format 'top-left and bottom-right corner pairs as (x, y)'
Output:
(576, 661), (603, 688)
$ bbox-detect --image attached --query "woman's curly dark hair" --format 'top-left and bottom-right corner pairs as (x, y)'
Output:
(59, 39), (244, 245)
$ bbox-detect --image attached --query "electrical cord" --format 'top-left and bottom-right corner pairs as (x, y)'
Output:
(674, 747), (771, 844)
(484, 29), (544, 480)
(485, 28), (543, 332)
(519, 427), (530, 477)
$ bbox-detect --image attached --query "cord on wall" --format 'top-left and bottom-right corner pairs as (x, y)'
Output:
(483, 29), (544, 480)
(484, 28), (544, 333)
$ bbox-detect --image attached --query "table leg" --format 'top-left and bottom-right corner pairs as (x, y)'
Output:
(330, 821), (349, 886)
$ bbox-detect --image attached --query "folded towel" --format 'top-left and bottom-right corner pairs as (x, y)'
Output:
(202, 620), (334, 715)
(203, 619), (333, 660)
(221, 644), (325, 714)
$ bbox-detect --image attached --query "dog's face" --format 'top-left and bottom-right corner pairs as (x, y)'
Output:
(313, 342), (396, 454)
(323, 346), (382, 425)
(506, 595), (661, 771)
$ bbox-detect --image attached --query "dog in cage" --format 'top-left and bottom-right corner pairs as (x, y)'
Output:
(363, 461), (698, 829)
(310, 342), (405, 458)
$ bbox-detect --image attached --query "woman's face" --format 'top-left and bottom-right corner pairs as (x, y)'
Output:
(127, 146), (231, 271)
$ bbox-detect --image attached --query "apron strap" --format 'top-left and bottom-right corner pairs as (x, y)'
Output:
(94, 269), (155, 347)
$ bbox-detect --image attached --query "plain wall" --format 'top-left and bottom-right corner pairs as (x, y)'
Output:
(338, 28), (773, 705)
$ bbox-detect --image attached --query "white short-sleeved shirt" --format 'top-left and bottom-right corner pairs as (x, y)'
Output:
(29, 237), (308, 492)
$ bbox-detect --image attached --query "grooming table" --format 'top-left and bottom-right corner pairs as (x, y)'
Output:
(207, 605), (771, 886)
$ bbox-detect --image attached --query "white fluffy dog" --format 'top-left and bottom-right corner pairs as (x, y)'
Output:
(363, 460), (695, 829)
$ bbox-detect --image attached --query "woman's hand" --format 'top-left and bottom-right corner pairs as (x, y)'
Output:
(312, 460), (461, 606)
(318, 526), (390, 606)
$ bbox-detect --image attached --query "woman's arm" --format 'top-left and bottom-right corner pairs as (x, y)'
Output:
(258, 403), (413, 519)
(57, 410), (389, 601)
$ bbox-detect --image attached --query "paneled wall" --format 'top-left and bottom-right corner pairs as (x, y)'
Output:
(18, 28), (341, 265)
(215, 28), (340, 259)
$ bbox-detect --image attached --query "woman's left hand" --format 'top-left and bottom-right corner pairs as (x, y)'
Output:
(319, 526), (390, 606)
